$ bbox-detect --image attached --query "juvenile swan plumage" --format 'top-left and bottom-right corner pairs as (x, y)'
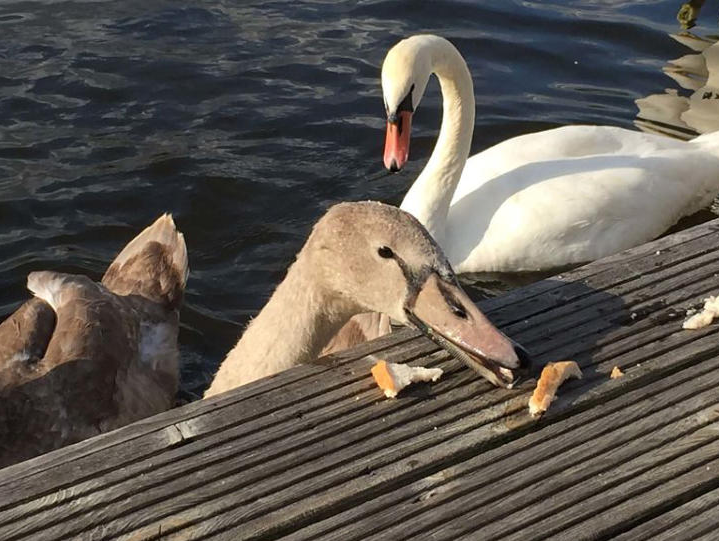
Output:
(206, 202), (529, 397)
(0, 215), (188, 467)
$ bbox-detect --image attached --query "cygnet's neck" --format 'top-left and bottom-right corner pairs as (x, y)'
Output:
(205, 254), (353, 397)
(400, 39), (475, 246)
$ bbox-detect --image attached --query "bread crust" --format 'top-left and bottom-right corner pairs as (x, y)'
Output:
(528, 361), (582, 417)
(371, 360), (443, 398)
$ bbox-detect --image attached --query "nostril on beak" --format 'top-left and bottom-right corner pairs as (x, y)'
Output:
(389, 159), (400, 173)
(513, 342), (532, 372)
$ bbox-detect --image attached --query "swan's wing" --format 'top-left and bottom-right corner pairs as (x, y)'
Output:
(0, 272), (136, 467)
(320, 312), (392, 356)
(449, 148), (719, 272)
(453, 125), (688, 204)
(29, 272), (136, 374)
(30, 271), (178, 423)
(102, 214), (186, 407)
(102, 214), (188, 310)
(0, 298), (56, 392)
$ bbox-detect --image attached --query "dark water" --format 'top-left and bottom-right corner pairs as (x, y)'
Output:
(1, 0), (717, 399)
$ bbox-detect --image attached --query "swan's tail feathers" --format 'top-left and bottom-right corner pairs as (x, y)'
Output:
(27, 272), (99, 312)
(0, 298), (55, 376)
(102, 214), (189, 310)
(27, 271), (66, 312)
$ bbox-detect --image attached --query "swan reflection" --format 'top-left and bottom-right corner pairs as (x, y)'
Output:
(636, 4), (719, 139)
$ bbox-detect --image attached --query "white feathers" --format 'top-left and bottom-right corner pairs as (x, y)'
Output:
(26, 271), (68, 312)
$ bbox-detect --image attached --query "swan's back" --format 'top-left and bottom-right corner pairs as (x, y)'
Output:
(447, 126), (719, 272)
(453, 125), (690, 202)
(0, 215), (188, 467)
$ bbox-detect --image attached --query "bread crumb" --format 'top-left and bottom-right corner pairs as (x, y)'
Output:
(683, 296), (719, 329)
(683, 310), (714, 329)
(371, 360), (443, 398)
(610, 366), (624, 379)
(528, 361), (582, 417)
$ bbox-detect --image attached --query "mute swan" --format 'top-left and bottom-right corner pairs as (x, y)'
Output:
(382, 34), (719, 273)
(205, 202), (529, 397)
(0, 215), (188, 467)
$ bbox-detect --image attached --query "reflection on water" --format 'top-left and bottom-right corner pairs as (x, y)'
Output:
(636, 2), (719, 138)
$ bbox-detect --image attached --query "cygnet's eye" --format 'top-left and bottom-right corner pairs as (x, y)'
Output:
(377, 246), (394, 259)
(448, 299), (468, 319)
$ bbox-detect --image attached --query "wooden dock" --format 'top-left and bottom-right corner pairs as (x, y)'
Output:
(2, 219), (719, 540)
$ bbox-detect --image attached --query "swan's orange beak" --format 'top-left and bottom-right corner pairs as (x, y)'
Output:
(383, 110), (412, 172)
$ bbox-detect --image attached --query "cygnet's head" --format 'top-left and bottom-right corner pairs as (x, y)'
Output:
(303, 201), (530, 387)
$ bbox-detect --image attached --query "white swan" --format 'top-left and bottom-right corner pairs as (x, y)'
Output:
(382, 35), (719, 273)
(205, 202), (529, 397)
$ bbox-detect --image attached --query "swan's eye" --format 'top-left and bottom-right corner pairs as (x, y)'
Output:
(450, 302), (468, 319)
(377, 246), (394, 259)
(443, 291), (468, 319)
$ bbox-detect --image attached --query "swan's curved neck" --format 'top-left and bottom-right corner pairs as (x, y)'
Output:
(401, 41), (475, 245)
(205, 255), (353, 397)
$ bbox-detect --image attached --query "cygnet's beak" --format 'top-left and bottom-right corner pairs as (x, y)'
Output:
(406, 273), (531, 388)
(383, 110), (412, 172)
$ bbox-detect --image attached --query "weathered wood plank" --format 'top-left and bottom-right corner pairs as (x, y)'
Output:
(0, 327), (420, 490)
(280, 354), (719, 541)
(22, 358), (509, 541)
(688, 531), (719, 541)
(464, 433), (719, 541)
(109, 329), (719, 541)
(480, 219), (719, 318)
(11, 302), (704, 540)
(408, 336), (716, 538)
(613, 487), (719, 541)
(546, 452), (719, 541)
(8, 276), (719, 536)
(504, 250), (719, 353)
(494, 236), (719, 331)
(0, 341), (446, 533)
(612, 485), (719, 541)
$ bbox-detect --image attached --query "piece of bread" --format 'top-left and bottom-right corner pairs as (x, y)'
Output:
(683, 310), (715, 329)
(528, 361), (582, 417)
(371, 360), (443, 398)
(683, 295), (719, 329)
(610, 366), (624, 379)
